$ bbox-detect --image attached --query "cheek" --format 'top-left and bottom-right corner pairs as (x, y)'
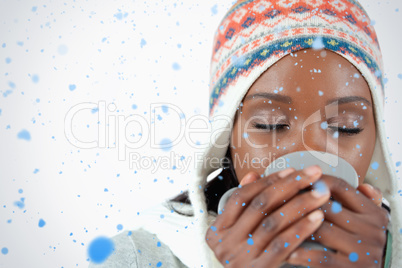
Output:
(231, 118), (249, 181)
(231, 118), (282, 182)
(339, 125), (376, 184)
(231, 116), (268, 182)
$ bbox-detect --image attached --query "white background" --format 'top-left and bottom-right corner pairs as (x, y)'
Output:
(0, 0), (401, 267)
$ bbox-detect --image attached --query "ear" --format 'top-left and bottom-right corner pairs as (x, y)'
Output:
(357, 183), (382, 207)
(239, 171), (260, 186)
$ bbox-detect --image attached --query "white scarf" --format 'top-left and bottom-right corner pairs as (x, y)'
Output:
(134, 201), (223, 268)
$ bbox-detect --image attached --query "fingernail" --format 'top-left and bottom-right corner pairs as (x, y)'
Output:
(278, 168), (295, 178)
(289, 251), (298, 259)
(373, 186), (382, 194)
(240, 172), (254, 185)
(239, 176), (247, 186)
(308, 210), (323, 222)
(312, 181), (329, 198)
(303, 165), (321, 177)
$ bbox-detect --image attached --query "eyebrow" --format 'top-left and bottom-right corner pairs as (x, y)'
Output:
(244, 92), (292, 104)
(327, 96), (372, 107)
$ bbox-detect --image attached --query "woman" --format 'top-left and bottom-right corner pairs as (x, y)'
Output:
(202, 48), (393, 267)
(89, 0), (401, 267)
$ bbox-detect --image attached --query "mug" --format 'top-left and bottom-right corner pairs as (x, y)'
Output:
(217, 151), (359, 268)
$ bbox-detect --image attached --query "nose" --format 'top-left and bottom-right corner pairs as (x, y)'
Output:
(301, 124), (329, 153)
(292, 109), (336, 154)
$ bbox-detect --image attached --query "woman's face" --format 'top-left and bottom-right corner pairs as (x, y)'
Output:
(231, 48), (376, 185)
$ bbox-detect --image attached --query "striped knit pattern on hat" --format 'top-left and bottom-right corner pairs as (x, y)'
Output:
(189, 1), (401, 267)
(209, 0), (384, 115)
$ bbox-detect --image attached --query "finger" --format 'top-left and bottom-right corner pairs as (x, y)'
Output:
(357, 184), (382, 207)
(287, 248), (351, 268)
(252, 210), (324, 267)
(309, 221), (381, 256)
(212, 168), (295, 230)
(287, 247), (382, 268)
(249, 181), (330, 250)
(206, 171), (260, 247)
(321, 200), (389, 233)
(226, 166), (322, 238)
(320, 175), (377, 213)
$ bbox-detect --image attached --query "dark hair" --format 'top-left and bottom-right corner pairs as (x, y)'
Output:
(168, 147), (239, 216)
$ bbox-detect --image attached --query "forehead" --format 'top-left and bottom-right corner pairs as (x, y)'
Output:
(246, 49), (372, 103)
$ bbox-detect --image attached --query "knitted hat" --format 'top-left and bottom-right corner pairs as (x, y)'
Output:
(188, 0), (401, 267)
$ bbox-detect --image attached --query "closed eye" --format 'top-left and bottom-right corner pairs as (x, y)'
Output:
(328, 126), (363, 135)
(252, 123), (289, 131)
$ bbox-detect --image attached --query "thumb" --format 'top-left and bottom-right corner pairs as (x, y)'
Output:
(357, 183), (382, 207)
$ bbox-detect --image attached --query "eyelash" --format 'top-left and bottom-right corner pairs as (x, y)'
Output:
(328, 126), (364, 135)
(252, 123), (364, 135)
(252, 123), (289, 131)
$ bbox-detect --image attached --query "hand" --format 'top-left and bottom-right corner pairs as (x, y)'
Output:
(205, 166), (330, 267)
(287, 176), (389, 268)
(357, 183), (383, 207)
